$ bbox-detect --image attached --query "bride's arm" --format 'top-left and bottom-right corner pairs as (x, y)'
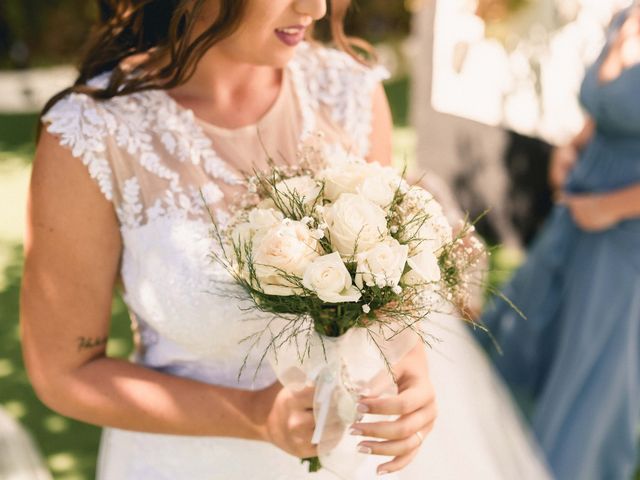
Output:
(20, 131), (316, 459)
(366, 83), (394, 167)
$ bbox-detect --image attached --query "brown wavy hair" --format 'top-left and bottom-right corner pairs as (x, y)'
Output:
(40, 0), (369, 120)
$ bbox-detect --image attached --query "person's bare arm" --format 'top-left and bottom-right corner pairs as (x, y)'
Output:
(366, 83), (394, 167)
(560, 182), (640, 232)
(20, 130), (316, 458)
(549, 118), (595, 192)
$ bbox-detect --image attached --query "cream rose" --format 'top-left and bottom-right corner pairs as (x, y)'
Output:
(231, 208), (284, 246)
(406, 249), (442, 284)
(355, 239), (409, 289)
(318, 161), (368, 201)
(256, 197), (277, 210)
(253, 220), (320, 296)
(230, 221), (253, 246)
(274, 175), (322, 207)
(399, 191), (452, 255)
(356, 165), (401, 207)
(302, 253), (361, 303)
(248, 208), (284, 244)
(324, 193), (388, 258)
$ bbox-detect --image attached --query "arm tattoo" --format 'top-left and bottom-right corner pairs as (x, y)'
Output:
(76, 336), (108, 352)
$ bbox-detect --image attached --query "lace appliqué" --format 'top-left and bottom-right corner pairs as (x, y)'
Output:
(43, 86), (240, 230)
(117, 177), (144, 229)
(293, 43), (390, 157)
(151, 93), (241, 186)
(43, 93), (115, 201)
(43, 43), (385, 231)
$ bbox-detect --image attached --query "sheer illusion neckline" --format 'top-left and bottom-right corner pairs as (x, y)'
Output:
(159, 67), (291, 138)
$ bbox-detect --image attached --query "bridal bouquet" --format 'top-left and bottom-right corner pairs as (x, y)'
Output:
(206, 139), (484, 478)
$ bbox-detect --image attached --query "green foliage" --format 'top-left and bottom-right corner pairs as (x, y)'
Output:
(334, 0), (412, 44)
(302, 456), (322, 472)
(384, 76), (410, 127)
(0, 112), (38, 158)
(0, 1), (97, 68)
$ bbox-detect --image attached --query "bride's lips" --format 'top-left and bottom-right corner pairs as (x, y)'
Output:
(275, 25), (307, 47)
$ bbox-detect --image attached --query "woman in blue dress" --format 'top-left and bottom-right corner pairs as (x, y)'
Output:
(479, 6), (640, 480)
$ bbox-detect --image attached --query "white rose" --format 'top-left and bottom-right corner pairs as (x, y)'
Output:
(248, 208), (284, 243)
(416, 214), (452, 255)
(231, 208), (284, 247)
(355, 239), (409, 289)
(231, 221), (253, 246)
(407, 249), (442, 284)
(356, 165), (401, 207)
(399, 191), (452, 255)
(320, 160), (401, 206)
(324, 193), (389, 258)
(253, 220), (320, 296)
(248, 208), (283, 229)
(274, 175), (322, 207)
(256, 197), (277, 210)
(303, 253), (361, 303)
(319, 162), (369, 201)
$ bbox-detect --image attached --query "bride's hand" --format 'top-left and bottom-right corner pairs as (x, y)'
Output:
(252, 382), (317, 459)
(350, 345), (436, 475)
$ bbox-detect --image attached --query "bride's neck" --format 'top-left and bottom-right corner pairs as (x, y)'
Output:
(166, 47), (283, 129)
(169, 48), (281, 105)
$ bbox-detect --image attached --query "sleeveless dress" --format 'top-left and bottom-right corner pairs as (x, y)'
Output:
(479, 10), (640, 480)
(43, 42), (551, 480)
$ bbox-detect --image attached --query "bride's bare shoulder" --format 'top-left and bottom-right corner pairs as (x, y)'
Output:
(31, 126), (119, 237)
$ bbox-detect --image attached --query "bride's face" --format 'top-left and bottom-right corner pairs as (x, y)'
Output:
(198, 0), (328, 67)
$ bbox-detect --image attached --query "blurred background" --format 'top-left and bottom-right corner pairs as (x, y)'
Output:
(0, 0), (635, 478)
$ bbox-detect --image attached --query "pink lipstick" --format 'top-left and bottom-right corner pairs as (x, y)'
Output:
(275, 25), (307, 47)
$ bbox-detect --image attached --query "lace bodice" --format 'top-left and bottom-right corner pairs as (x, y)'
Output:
(43, 42), (389, 390)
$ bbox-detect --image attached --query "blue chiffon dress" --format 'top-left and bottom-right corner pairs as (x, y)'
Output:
(479, 10), (640, 480)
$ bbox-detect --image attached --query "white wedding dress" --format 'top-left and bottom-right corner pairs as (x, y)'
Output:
(43, 42), (552, 479)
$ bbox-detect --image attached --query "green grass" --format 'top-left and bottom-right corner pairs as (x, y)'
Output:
(385, 76), (410, 127)
(0, 113), (39, 159)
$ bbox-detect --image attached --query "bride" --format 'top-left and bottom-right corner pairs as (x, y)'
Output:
(20, 0), (550, 478)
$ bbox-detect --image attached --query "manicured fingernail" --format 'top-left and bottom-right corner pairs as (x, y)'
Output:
(357, 403), (369, 413)
(378, 470), (389, 476)
(358, 445), (372, 454)
(349, 428), (363, 436)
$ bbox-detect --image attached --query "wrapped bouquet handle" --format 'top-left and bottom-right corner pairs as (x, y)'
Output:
(268, 322), (420, 479)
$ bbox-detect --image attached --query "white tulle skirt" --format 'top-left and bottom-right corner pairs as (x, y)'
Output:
(401, 313), (552, 479)
(0, 409), (52, 480)
(97, 313), (552, 480)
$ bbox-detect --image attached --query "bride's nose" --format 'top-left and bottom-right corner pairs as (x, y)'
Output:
(293, 0), (327, 21)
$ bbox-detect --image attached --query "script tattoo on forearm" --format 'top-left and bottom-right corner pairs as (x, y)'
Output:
(76, 336), (108, 352)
